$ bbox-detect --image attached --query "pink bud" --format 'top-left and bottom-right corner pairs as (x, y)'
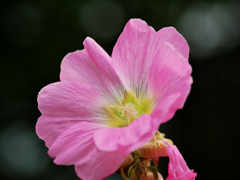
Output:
(140, 171), (164, 180)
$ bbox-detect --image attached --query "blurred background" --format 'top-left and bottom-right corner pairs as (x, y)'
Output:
(1, 0), (240, 179)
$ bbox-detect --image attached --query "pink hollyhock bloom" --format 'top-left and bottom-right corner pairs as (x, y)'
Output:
(165, 142), (197, 180)
(36, 19), (193, 180)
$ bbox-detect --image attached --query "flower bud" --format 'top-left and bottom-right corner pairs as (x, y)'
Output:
(128, 159), (145, 180)
(140, 171), (164, 180)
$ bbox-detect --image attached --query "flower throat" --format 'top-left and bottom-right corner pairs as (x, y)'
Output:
(104, 91), (154, 128)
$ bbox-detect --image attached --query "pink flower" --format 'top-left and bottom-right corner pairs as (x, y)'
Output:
(36, 19), (193, 180)
(165, 142), (197, 180)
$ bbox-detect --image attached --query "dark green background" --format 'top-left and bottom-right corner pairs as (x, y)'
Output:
(1, 0), (240, 180)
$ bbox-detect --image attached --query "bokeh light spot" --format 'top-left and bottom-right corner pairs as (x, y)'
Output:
(177, 2), (240, 59)
(0, 122), (49, 178)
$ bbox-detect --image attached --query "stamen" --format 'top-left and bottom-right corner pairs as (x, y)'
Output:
(118, 103), (139, 121)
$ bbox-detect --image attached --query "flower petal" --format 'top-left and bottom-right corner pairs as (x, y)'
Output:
(164, 142), (197, 180)
(75, 150), (125, 180)
(149, 43), (192, 125)
(60, 37), (125, 106)
(111, 19), (155, 97)
(36, 81), (105, 147)
(150, 93), (182, 127)
(48, 122), (125, 180)
(156, 27), (189, 60)
(48, 122), (100, 165)
(111, 19), (189, 100)
(94, 114), (156, 156)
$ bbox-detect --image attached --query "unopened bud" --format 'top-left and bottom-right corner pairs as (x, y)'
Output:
(128, 159), (145, 180)
(140, 171), (164, 180)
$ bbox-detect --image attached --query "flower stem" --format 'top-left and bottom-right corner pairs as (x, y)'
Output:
(120, 167), (130, 180)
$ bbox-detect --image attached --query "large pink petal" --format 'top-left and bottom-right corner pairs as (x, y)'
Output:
(111, 19), (189, 99)
(75, 150), (124, 180)
(60, 37), (125, 106)
(94, 114), (156, 156)
(36, 81), (105, 147)
(48, 122), (125, 180)
(150, 93), (182, 127)
(149, 43), (192, 125)
(164, 142), (197, 180)
(155, 27), (189, 60)
(48, 122), (100, 165)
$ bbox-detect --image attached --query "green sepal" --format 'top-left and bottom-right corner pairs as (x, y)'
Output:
(128, 159), (146, 180)
(128, 165), (138, 180)
(134, 150), (140, 157)
(147, 166), (159, 180)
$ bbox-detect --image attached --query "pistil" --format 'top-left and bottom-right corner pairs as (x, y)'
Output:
(118, 103), (139, 123)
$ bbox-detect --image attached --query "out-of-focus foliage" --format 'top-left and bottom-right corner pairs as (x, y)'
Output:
(0, 0), (239, 180)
